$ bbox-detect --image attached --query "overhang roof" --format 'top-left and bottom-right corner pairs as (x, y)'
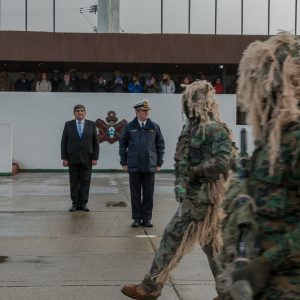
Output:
(0, 31), (269, 64)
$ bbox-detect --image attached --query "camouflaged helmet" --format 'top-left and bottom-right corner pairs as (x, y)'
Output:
(182, 80), (221, 123)
(237, 32), (300, 174)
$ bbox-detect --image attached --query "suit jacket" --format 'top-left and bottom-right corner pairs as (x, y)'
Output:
(61, 119), (99, 165)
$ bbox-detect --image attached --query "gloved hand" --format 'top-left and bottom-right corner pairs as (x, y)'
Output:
(188, 165), (203, 182)
(174, 185), (186, 202)
(231, 256), (272, 295)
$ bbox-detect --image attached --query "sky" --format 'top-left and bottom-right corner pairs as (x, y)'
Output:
(0, 0), (297, 35)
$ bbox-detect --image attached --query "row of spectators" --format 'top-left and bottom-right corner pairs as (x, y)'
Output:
(0, 70), (226, 94)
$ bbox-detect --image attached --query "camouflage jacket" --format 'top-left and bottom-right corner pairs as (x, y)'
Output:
(247, 122), (300, 270)
(174, 120), (234, 201)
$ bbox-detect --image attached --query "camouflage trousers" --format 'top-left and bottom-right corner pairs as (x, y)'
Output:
(254, 268), (300, 299)
(142, 194), (220, 292)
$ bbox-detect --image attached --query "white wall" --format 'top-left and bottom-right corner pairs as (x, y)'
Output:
(0, 124), (12, 174)
(0, 92), (253, 170)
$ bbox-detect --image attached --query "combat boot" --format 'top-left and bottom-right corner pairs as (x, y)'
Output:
(121, 283), (161, 299)
(121, 276), (162, 300)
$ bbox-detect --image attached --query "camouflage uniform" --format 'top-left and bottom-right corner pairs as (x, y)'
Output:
(121, 80), (235, 299)
(219, 124), (300, 300)
(218, 33), (300, 300)
(248, 125), (300, 299)
(148, 119), (233, 281)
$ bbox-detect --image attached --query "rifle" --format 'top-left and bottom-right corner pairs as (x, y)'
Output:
(238, 128), (249, 179)
(228, 130), (257, 300)
(216, 129), (261, 299)
(229, 196), (255, 300)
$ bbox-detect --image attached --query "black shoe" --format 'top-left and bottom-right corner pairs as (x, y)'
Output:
(143, 220), (153, 227)
(69, 205), (77, 212)
(131, 220), (140, 228)
(81, 205), (90, 212)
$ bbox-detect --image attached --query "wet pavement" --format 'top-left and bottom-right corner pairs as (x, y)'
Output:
(0, 173), (217, 300)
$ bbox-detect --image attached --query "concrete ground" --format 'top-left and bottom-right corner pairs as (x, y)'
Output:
(0, 172), (217, 300)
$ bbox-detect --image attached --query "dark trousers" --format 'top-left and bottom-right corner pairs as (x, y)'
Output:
(68, 163), (92, 207)
(129, 172), (155, 222)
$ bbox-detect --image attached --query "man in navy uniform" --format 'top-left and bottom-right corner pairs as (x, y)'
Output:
(119, 100), (165, 227)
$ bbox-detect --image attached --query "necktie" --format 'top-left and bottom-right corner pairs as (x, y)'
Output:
(141, 122), (145, 129)
(77, 121), (83, 138)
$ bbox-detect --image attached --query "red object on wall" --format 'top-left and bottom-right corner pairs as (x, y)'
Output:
(12, 163), (19, 176)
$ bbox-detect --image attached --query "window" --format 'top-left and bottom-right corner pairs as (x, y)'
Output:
(1, 0), (25, 31)
(244, 0), (268, 35)
(28, 0), (52, 31)
(163, 0), (189, 33)
(270, 0), (295, 35)
(120, 0), (161, 33)
(56, 0), (97, 33)
(217, 0), (242, 34)
(190, 0), (215, 34)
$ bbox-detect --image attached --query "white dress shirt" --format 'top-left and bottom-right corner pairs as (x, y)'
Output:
(138, 119), (147, 127)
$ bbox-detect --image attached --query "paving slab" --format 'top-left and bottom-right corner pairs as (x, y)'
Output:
(0, 173), (217, 300)
(0, 286), (179, 300)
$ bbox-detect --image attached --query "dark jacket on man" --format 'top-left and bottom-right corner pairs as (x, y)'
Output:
(57, 81), (76, 92)
(119, 117), (165, 173)
(14, 79), (31, 91)
(91, 81), (108, 93)
(78, 79), (92, 92)
(61, 119), (99, 165)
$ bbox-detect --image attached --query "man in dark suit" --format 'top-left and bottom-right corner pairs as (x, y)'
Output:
(14, 72), (32, 91)
(61, 104), (99, 212)
(119, 100), (165, 227)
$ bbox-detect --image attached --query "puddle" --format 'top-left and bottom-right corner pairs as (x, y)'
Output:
(0, 256), (8, 263)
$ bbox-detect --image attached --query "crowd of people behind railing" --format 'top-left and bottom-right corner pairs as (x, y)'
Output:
(0, 69), (236, 94)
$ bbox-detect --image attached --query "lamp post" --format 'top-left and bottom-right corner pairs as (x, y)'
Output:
(53, 0), (55, 32)
(25, 0), (27, 31)
(0, 0), (2, 29)
(97, 0), (120, 33)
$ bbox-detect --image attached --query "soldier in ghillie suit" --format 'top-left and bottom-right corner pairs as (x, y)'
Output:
(217, 32), (300, 300)
(121, 80), (235, 300)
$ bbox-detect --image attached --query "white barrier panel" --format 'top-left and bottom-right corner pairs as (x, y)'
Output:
(0, 92), (254, 170)
(0, 124), (12, 174)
